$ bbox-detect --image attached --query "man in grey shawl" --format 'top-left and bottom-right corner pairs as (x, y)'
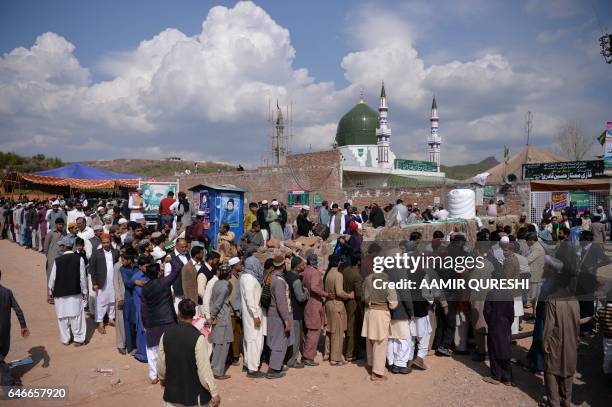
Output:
(239, 253), (266, 378)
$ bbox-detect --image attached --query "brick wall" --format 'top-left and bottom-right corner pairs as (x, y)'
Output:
(160, 149), (527, 219)
(162, 149), (345, 205)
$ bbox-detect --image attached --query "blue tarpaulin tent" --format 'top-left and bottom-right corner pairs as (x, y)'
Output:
(34, 163), (141, 180)
(8, 162), (152, 190)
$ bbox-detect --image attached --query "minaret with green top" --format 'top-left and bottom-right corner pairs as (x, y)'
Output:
(376, 81), (391, 166)
(428, 96), (441, 171)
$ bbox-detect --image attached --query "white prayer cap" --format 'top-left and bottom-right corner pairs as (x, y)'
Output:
(413, 202), (418, 206)
(500, 236), (510, 244)
(118, 218), (128, 224)
(52, 200), (60, 206)
(197, 210), (205, 216)
(302, 205), (310, 211)
(97, 206), (104, 212)
(82, 199), (88, 208)
(228, 257), (240, 266)
(271, 200), (279, 206)
(261, 200), (268, 204)
(520, 212), (527, 217)
(92, 224), (104, 231)
(597, 205), (603, 210)
(59, 200), (66, 205)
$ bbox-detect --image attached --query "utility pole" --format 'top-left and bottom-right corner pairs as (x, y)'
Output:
(525, 111), (533, 146)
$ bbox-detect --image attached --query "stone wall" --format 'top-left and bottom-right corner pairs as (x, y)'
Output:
(345, 183), (525, 216)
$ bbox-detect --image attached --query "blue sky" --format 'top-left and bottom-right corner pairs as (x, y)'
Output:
(1, 0), (611, 165)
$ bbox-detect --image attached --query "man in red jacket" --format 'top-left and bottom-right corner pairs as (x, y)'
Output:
(159, 191), (175, 229)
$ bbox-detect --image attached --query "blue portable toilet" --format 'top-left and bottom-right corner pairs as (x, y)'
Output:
(188, 183), (247, 248)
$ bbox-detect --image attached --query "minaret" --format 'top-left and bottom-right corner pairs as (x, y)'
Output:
(273, 101), (285, 166)
(427, 96), (441, 171)
(376, 81), (391, 167)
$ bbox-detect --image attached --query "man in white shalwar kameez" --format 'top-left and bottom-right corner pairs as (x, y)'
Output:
(239, 255), (267, 378)
(48, 237), (88, 345)
(201, 264), (219, 358)
(91, 235), (118, 333)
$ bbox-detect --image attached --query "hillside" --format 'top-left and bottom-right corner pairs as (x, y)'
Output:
(441, 156), (499, 180)
(84, 158), (234, 178)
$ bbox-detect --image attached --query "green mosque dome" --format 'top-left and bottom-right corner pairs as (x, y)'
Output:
(335, 100), (378, 146)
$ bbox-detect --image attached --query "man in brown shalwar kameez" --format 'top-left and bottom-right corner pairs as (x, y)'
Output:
(342, 261), (363, 361)
(301, 253), (329, 366)
(323, 255), (353, 366)
(362, 270), (397, 381)
(542, 273), (580, 407)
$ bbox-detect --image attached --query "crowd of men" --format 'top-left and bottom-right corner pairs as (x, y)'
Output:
(1, 192), (612, 407)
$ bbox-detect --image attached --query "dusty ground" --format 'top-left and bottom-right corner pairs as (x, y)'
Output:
(1, 239), (610, 407)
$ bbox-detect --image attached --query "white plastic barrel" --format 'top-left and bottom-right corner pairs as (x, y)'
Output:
(447, 189), (476, 219)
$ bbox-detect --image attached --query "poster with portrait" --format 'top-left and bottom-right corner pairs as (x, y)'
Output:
(198, 190), (211, 229)
(139, 181), (178, 216)
(216, 192), (242, 230)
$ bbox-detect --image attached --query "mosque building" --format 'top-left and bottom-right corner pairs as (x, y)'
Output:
(334, 82), (445, 187)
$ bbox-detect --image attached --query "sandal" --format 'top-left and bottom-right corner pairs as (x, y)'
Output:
(330, 360), (348, 366)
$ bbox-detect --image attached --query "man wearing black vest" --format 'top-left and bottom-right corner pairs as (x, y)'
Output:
(48, 236), (87, 346)
(158, 299), (220, 407)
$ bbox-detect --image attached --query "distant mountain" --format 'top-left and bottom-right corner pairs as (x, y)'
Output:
(441, 156), (499, 180)
(84, 158), (234, 178)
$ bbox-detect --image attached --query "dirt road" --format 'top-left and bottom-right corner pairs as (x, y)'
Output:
(1, 240), (609, 406)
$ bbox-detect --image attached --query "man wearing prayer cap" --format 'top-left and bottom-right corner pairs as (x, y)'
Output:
(266, 200), (284, 241)
(90, 224), (104, 250)
(102, 214), (113, 233)
(90, 233), (120, 334)
(48, 235), (88, 345)
(46, 200), (67, 233)
(227, 257), (243, 367)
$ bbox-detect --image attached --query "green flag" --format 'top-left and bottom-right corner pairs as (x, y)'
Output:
(598, 130), (606, 146)
(503, 145), (510, 163)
